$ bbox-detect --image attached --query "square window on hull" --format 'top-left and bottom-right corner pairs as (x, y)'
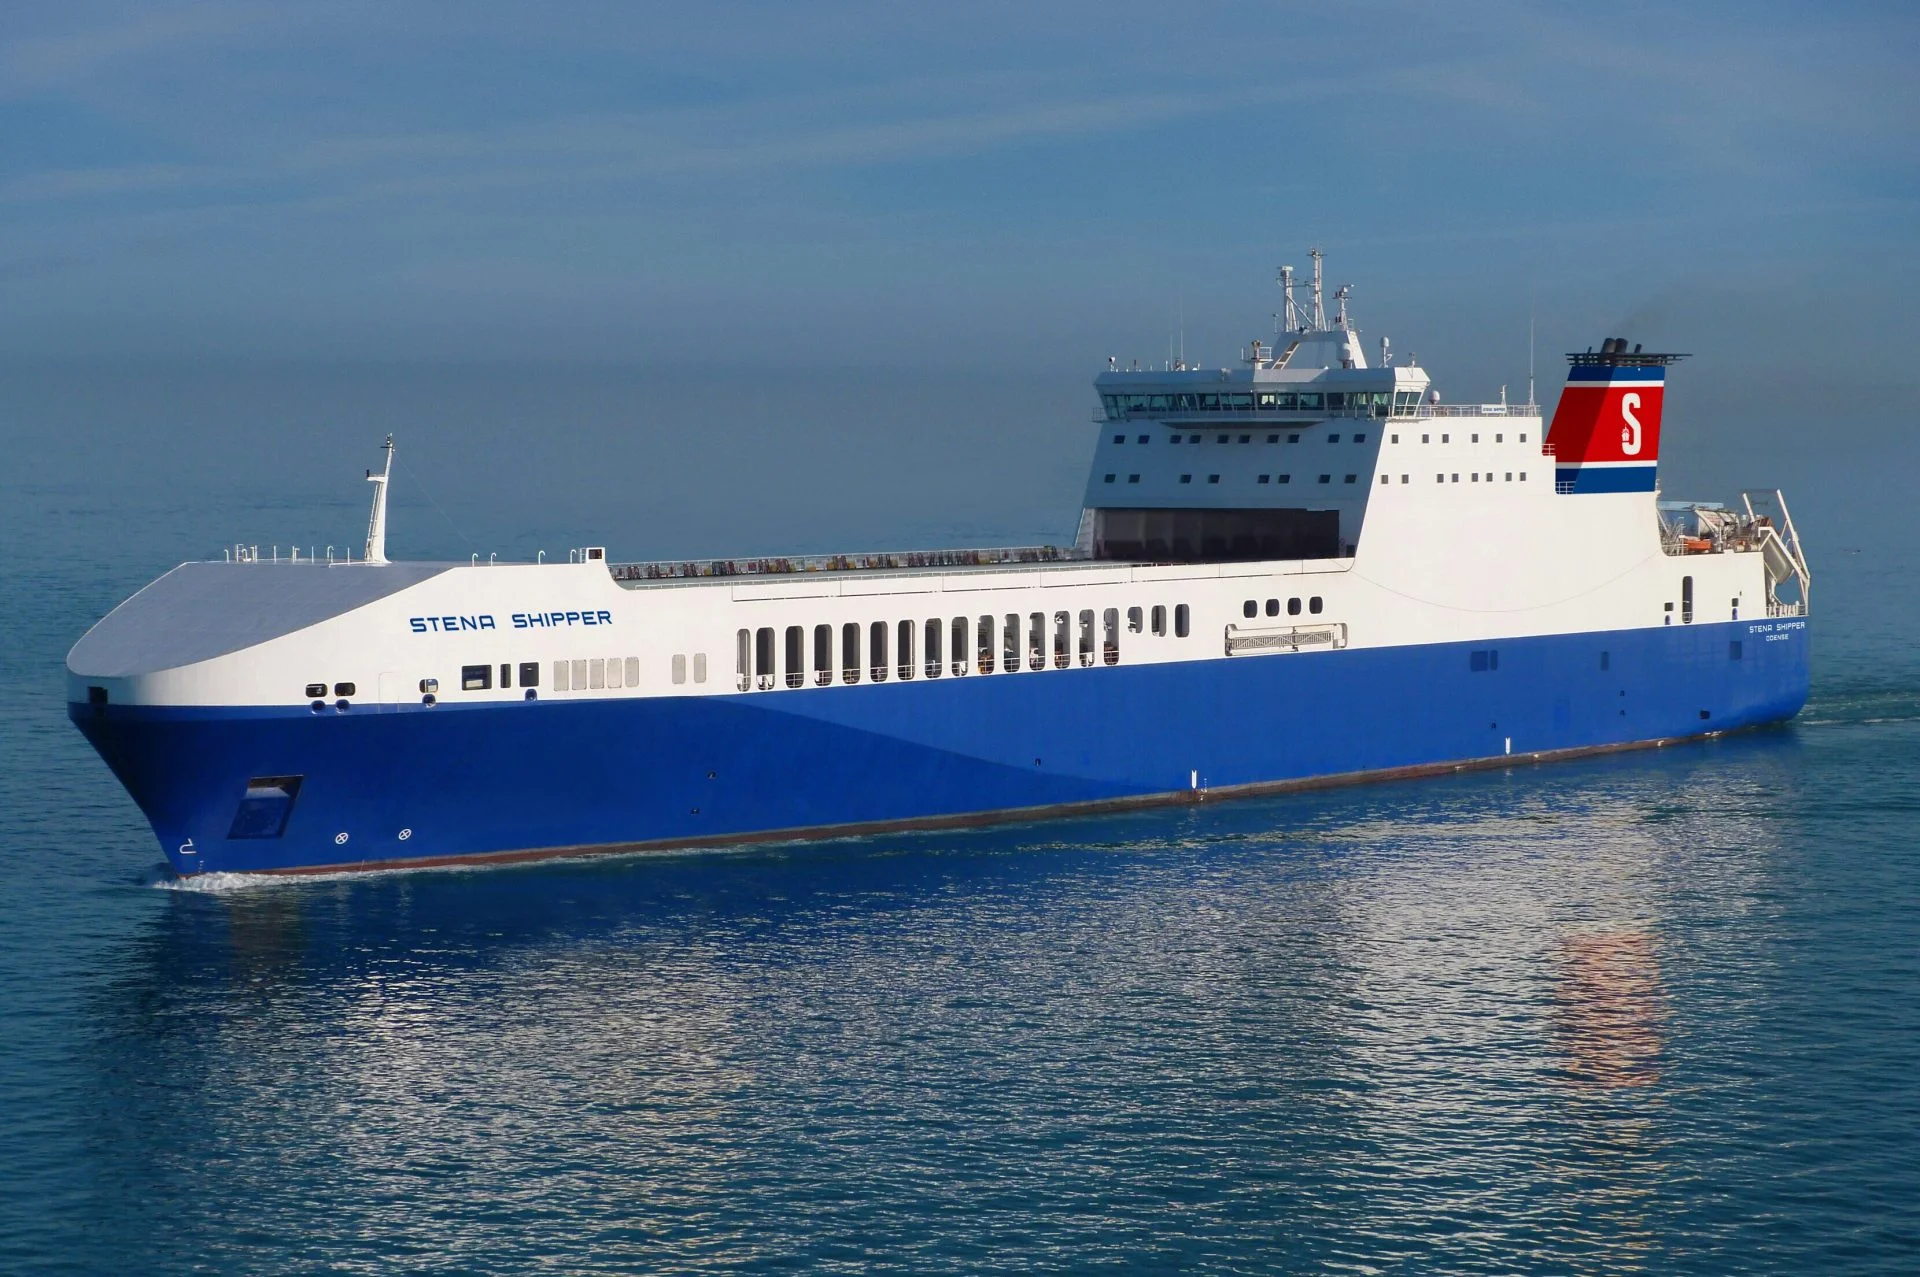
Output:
(228, 776), (302, 840)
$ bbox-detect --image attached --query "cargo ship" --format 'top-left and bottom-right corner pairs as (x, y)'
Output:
(67, 255), (1812, 875)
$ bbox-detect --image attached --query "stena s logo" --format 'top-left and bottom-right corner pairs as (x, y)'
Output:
(1620, 393), (1643, 456)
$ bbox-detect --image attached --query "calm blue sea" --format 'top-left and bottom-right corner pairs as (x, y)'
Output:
(1, 367), (1915, 1273)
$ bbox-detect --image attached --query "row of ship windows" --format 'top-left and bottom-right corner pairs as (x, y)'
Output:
(735, 605), (1195, 690)
(1101, 471), (1529, 486)
(1242, 597), (1325, 618)
(1113, 431), (1369, 445)
(1101, 390), (1421, 417)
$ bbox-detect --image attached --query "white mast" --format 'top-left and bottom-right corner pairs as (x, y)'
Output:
(363, 435), (394, 565)
(1309, 248), (1326, 330)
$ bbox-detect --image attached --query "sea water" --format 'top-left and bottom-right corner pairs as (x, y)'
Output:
(1, 367), (1914, 1273)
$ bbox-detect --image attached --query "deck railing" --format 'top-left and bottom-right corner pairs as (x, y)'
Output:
(610, 544), (1075, 582)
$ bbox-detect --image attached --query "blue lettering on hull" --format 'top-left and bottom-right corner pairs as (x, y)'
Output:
(72, 620), (1809, 876)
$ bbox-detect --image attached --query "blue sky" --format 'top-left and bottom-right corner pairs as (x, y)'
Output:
(2, 2), (1915, 558)
(4, 1), (1913, 376)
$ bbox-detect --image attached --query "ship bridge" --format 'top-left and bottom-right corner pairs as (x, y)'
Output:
(1082, 252), (1439, 563)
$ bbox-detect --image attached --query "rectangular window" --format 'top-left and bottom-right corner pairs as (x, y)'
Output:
(1174, 603), (1190, 638)
(897, 620), (915, 680)
(606, 656), (623, 689)
(1682, 575), (1694, 624)
(1259, 474), (1270, 484)
(556, 659), (571, 692)
(1318, 475), (1331, 484)
(736, 629), (751, 691)
(1278, 474), (1290, 483)
(519, 662), (540, 688)
(462, 664), (492, 691)
(977, 616), (995, 674)
(1127, 606), (1144, 634)
(783, 627), (804, 688)
(589, 658), (606, 690)
(814, 623), (833, 686)
(1053, 611), (1071, 668)
(871, 620), (889, 682)
(843, 622), (862, 683)
(672, 654), (687, 685)
(692, 653), (706, 684)
(1004, 614), (1020, 673)
(227, 776), (303, 840)
(1077, 609), (1095, 667)
(754, 629), (773, 690)
(1029, 612), (1046, 670)
(499, 663), (512, 689)
(1309, 596), (1323, 614)
(1151, 604), (1167, 636)
(925, 618), (943, 678)
(951, 617), (969, 676)
(1103, 608), (1120, 665)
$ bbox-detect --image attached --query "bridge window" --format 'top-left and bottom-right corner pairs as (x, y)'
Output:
(871, 620), (889, 681)
(1174, 603), (1190, 638)
(897, 620), (915, 680)
(924, 618), (943, 678)
(843, 622), (862, 683)
(814, 624), (833, 685)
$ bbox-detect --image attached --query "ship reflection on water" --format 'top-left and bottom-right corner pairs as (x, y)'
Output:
(1553, 926), (1667, 1090)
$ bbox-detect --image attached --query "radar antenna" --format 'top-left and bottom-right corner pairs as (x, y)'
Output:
(363, 435), (394, 565)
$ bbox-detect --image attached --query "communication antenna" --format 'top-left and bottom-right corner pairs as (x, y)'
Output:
(1310, 248), (1326, 330)
(1278, 264), (1300, 333)
(1527, 282), (1537, 408)
(363, 435), (394, 565)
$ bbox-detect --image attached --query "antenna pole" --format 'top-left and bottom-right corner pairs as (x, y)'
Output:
(1310, 248), (1325, 330)
(1528, 291), (1537, 408)
(364, 435), (394, 565)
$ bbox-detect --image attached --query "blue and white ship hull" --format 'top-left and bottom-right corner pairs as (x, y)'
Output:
(66, 269), (1815, 875)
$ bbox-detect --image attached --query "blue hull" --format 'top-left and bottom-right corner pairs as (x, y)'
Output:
(71, 618), (1809, 875)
